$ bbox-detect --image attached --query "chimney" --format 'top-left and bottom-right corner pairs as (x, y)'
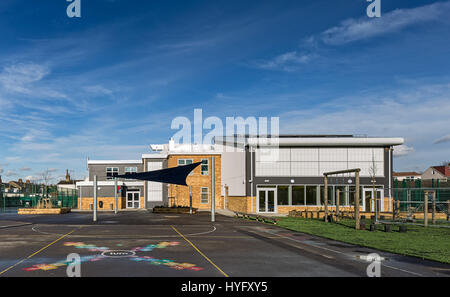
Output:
(169, 137), (175, 151)
(65, 169), (70, 182)
(445, 165), (450, 177)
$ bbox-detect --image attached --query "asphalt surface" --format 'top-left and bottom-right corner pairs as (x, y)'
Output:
(0, 211), (449, 277)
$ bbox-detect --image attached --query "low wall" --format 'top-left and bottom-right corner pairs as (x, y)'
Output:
(18, 208), (71, 215)
(78, 196), (145, 210)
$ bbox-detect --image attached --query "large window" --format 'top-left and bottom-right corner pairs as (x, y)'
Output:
(178, 159), (194, 175)
(106, 167), (119, 180)
(335, 186), (347, 206)
(201, 159), (209, 176)
(255, 148), (384, 177)
(292, 186), (305, 205)
(201, 187), (209, 204)
(305, 186), (317, 205)
(125, 167), (137, 175)
(277, 186), (289, 205)
(320, 186), (334, 205)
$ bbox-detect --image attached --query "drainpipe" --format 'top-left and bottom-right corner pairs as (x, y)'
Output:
(250, 145), (254, 213)
(389, 147), (392, 212)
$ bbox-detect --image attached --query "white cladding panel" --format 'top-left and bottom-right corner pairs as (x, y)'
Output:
(147, 162), (163, 202)
(319, 148), (347, 162)
(291, 161), (319, 176)
(255, 148), (385, 177)
(291, 148), (319, 162)
(348, 148), (383, 162)
(319, 162), (348, 175)
(221, 151), (246, 196)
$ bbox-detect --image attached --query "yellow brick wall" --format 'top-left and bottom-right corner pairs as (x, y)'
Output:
(226, 196), (394, 215)
(168, 155), (223, 210)
(78, 196), (145, 210)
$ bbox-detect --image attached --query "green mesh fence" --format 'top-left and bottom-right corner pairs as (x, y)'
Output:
(0, 188), (78, 212)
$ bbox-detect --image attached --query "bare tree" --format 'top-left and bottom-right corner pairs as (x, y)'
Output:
(369, 151), (379, 221)
(40, 169), (54, 186)
(38, 169), (55, 207)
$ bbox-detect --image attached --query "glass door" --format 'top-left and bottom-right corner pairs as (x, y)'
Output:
(126, 191), (140, 209)
(257, 188), (277, 213)
(363, 189), (384, 212)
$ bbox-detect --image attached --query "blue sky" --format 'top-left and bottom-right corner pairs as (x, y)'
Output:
(0, 0), (449, 182)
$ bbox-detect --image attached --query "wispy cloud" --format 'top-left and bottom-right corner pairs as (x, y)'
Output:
(254, 51), (316, 72)
(5, 170), (17, 177)
(434, 134), (450, 144)
(393, 145), (415, 157)
(83, 85), (113, 96)
(256, 1), (450, 73)
(320, 1), (450, 45)
(277, 80), (450, 170)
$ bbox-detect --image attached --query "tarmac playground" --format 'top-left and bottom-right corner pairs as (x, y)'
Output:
(0, 211), (449, 277)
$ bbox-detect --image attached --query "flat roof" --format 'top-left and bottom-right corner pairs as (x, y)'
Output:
(215, 136), (404, 147)
(87, 160), (142, 165)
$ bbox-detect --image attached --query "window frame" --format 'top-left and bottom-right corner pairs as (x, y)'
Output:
(124, 167), (138, 175)
(200, 187), (209, 204)
(178, 159), (194, 175)
(201, 159), (209, 176)
(106, 167), (119, 180)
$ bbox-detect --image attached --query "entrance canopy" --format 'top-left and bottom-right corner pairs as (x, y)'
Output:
(116, 162), (202, 186)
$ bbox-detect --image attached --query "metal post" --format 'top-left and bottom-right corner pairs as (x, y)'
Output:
(355, 171), (360, 230)
(336, 189), (340, 221)
(93, 175), (97, 222)
(250, 146), (253, 213)
(324, 176), (328, 222)
(424, 191), (428, 228)
(432, 191), (436, 225)
(211, 156), (215, 222)
(114, 178), (118, 214)
(189, 186), (193, 215)
(79, 185), (82, 210)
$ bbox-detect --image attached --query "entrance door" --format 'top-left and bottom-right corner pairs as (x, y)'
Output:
(126, 191), (140, 209)
(257, 188), (276, 213)
(363, 189), (384, 212)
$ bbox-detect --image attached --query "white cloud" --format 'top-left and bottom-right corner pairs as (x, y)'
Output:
(5, 170), (17, 177)
(255, 51), (316, 72)
(320, 1), (450, 45)
(393, 145), (415, 157)
(0, 63), (49, 94)
(434, 134), (450, 144)
(83, 85), (113, 96)
(19, 167), (32, 172)
(278, 80), (450, 170)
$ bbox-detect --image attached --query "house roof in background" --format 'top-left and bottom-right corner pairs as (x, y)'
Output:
(432, 166), (450, 176)
(393, 172), (421, 177)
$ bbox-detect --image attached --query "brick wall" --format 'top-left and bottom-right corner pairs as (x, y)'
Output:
(78, 196), (145, 210)
(168, 155), (223, 210)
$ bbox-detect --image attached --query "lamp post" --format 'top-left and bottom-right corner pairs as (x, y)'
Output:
(93, 175), (97, 222)
(211, 156), (215, 222)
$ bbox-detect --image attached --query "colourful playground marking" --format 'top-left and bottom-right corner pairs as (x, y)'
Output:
(22, 241), (203, 273)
